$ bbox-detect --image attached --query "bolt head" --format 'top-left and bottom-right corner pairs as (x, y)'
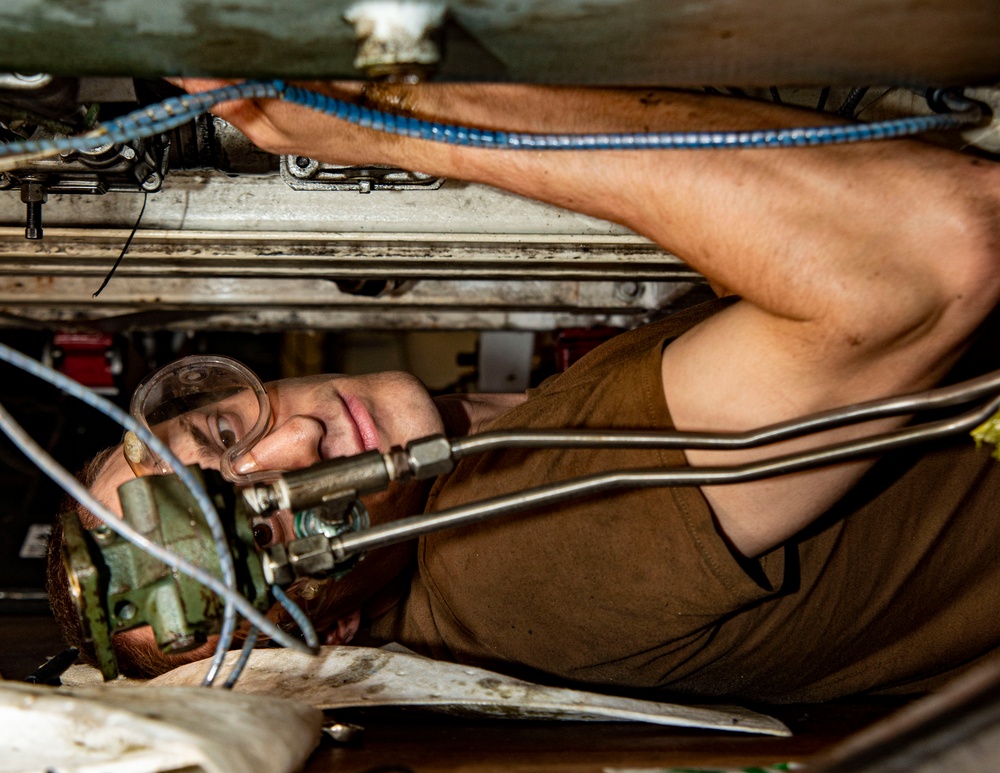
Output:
(140, 172), (162, 192)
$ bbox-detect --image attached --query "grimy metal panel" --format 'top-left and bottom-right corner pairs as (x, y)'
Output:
(0, 0), (997, 86)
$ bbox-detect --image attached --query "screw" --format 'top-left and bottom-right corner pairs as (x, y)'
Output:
(614, 281), (646, 302)
(21, 181), (47, 240)
(25, 202), (43, 240)
(140, 171), (162, 192)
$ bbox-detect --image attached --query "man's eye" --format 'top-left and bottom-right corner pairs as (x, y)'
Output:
(216, 415), (238, 449)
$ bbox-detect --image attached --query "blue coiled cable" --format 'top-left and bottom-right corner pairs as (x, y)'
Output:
(0, 80), (984, 161)
(279, 81), (982, 149)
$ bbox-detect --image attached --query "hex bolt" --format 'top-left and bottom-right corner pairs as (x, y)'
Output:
(288, 534), (336, 578)
(286, 155), (320, 179)
(21, 181), (47, 241)
(263, 543), (295, 587)
(140, 171), (162, 192)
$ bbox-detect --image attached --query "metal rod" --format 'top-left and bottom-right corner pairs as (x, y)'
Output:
(332, 395), (1000, 560)
(451, 368), (1000, 458)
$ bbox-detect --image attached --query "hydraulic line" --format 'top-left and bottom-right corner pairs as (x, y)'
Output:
(280, 82), (981, 149)
(329, 392), (1000, 562)
(0, 80), (985, 168)
(222, 627), (259, 689)
(273, 584), (320, 650)
(451, 366), (1000, 459)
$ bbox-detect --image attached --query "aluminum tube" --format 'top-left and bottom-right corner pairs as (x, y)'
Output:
(334, 395), (1000, 560)
(451, 368), (1000, 459)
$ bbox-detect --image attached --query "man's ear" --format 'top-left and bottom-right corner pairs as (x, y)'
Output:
(323, 610), (361, 645)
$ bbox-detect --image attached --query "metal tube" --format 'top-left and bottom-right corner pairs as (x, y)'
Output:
(450, 367), (1000, 458)
(333, 395), (1000, 560)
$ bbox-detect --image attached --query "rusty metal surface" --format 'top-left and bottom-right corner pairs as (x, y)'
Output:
(0, 0), (996, 86)
(0, 218), (699, 330)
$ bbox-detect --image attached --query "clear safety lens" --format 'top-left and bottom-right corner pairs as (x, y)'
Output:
(123, 355), (272, 484)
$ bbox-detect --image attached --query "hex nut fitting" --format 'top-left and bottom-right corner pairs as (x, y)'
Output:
(407, 435), (453, 479)
(288, 534), (336, 578)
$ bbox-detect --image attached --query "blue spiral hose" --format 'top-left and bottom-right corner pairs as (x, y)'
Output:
(280, 81), (982, 149)
(0, 80), (984, 161)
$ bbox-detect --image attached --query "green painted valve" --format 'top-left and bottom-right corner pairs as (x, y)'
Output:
(60, 466), (270, 680)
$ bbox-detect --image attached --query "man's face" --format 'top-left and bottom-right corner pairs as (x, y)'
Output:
(91, 369), (445, 543)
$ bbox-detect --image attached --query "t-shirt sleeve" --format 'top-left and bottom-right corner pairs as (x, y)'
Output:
(370, 299), (786, 688)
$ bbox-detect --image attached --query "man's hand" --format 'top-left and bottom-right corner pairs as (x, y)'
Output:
(170, 78), (399, 166)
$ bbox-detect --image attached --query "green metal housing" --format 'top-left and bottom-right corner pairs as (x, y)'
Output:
(60, 466), (269, 680)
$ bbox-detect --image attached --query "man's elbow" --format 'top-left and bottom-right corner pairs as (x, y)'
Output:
(834, 163), (1000, 358)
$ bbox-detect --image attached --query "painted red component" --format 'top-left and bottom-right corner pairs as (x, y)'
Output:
(52, 333), (116, 389)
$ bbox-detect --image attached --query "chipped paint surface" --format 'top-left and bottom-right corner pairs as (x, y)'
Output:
(0, 682), (320, 773)
(149, 645), (791, 736)
(0, 0), (996, 84)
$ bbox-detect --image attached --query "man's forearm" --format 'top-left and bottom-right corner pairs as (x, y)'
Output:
(205, 80), (999, 339)
(183, 78), (1000, 556)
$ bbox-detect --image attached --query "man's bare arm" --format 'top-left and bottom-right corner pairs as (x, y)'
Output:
(177, 80), (1000, 556)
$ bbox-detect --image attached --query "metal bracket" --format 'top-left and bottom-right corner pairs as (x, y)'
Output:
(280, 155), (444, 192)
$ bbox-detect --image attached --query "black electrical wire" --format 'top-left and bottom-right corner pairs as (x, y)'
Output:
(816, 87), (831, 112)
(93, 190), (147, 298)
(838, 87), (871, 117)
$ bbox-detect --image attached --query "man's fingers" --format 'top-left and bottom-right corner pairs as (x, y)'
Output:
(160, 77), (281, 149)
(165, 77), (239, 93)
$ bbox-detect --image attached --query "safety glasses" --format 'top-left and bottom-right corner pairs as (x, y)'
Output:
(122, 355), (273, 484)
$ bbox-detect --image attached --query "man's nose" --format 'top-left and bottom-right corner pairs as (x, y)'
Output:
(233, 416), (323, 473)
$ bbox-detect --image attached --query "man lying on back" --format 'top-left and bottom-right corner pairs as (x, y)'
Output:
(48, 81), (1000, 702)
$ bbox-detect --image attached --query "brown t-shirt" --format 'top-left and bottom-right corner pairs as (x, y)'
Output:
(370, 300), (1000, 703)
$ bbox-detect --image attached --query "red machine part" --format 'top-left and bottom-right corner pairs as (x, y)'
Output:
(50, 332), (118, 392)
